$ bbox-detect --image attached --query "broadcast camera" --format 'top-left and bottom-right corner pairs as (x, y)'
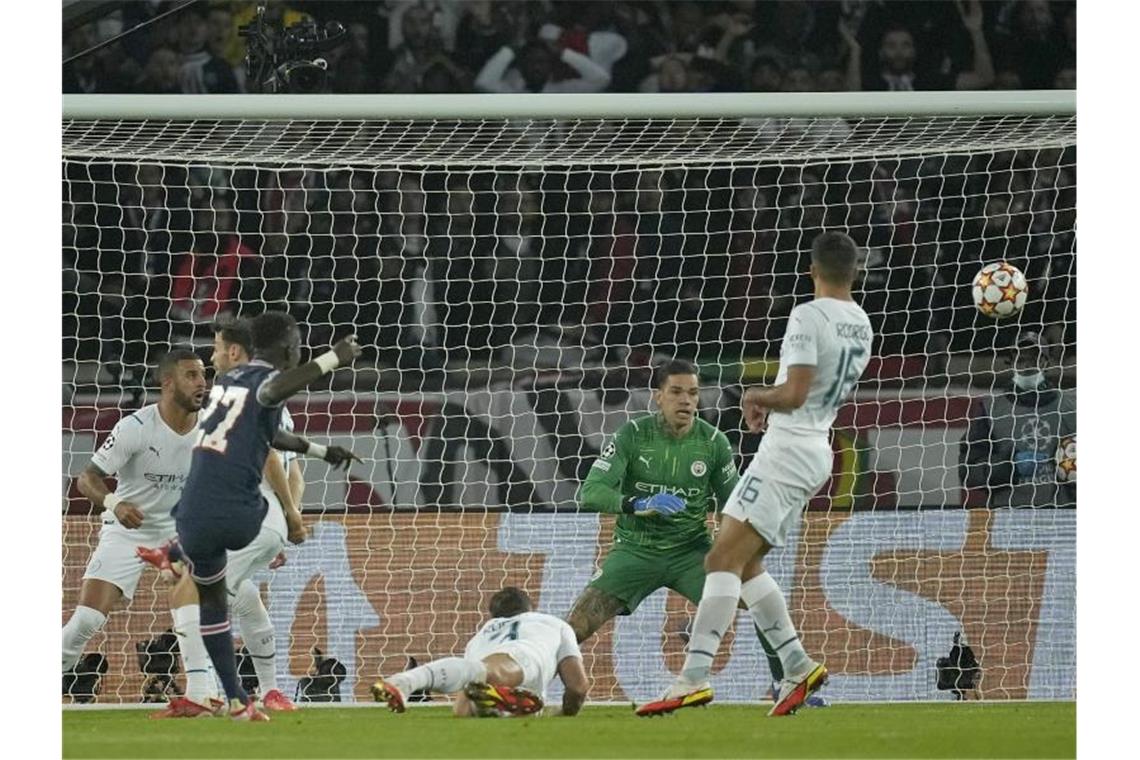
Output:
(239, 3), (346, 93)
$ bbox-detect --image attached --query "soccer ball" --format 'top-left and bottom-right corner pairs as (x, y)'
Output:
(1054, 436), (1076, 483)
(972, 262), (1028, 318)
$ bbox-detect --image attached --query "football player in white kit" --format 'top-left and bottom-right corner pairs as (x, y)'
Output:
(637, 231), (873, 718)
(149, 319), (360, 717)
(63, 349), (208, 675)
(372, 587), (590, 718)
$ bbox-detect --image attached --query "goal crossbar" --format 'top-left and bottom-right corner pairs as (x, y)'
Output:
(63, 91), (1075, 121)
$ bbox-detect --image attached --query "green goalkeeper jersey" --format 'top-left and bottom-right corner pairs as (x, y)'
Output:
(578, 413), (740, 551)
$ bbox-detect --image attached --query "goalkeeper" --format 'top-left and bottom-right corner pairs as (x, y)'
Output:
(569, 359), (810, 701)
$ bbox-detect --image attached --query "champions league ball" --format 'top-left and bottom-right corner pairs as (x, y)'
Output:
(1055, 436), (1076, 483)
(972, 262), (1028, 319)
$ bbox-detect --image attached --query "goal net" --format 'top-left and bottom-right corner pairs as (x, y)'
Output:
(62, 93), (1076, 705)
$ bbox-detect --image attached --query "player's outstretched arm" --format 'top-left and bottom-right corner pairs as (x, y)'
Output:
(272, 429), (363, 471)
(257, 334), (362, 407)
(556, 656), (590, 717)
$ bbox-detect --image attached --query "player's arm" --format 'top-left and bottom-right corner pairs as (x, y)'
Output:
(271, 429), (362, 471)
(555, 656), (590, 717)
(747, 366), (815, 411)
(79, 419), (145, 529)
(264, 451), (306, 544)
(709, 431), (740, 511)
(578, 426), (685, 517)
(288, 459), (305, 508)
(742, 308), (818, 430)
(256, 334), (362, 407)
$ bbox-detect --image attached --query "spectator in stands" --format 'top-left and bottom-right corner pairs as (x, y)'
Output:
(475, 36), (611, 93)
(453, 0), (514, 74)
(383, 4), (468, 93)
(170, 195), (254, 328)
(960, 331), (1076, 508)
(178, 6), (240, 93)
(994, 0), (1073, 90)
(387, 0), (460, 54)
(748, 55), (784, 91)
(136, 47), (183, 94)
(846, 0), (994, 91)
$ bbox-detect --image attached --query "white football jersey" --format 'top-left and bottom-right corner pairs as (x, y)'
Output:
(258, 407), (298, 539)
(767, 298), (874, 437)
(464, 612), (581, 695)
(89, 404), (198, 538)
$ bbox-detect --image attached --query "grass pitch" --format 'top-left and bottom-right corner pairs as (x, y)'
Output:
(63, 702), (1075, 759)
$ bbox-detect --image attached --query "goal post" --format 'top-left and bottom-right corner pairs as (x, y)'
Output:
(62, 91), (1076, 705)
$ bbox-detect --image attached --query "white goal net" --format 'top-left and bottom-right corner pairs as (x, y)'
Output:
(62, 93), (1076, 705)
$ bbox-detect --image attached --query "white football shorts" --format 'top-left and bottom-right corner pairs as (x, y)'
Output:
(82, 523), (176, 600)
(480, 642), (546, 697)
(722, 431), (833, 547)
(225, 524), (285, 594)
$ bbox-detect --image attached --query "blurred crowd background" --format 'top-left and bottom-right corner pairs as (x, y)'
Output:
(63, 1), (1076, 395)
(64, 0), (1076, 95)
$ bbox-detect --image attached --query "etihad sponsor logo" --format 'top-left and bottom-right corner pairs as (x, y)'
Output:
(144, 473), (188, 491)
(633, 482), (703, 498)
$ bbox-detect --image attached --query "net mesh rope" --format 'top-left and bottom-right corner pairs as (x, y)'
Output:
(62, 113), (1076, 704)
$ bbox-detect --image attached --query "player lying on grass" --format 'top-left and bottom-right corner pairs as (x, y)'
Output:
(372, 587), (590, 718)
(139, 311), (362, 721)
(145, 319), (360, 718)
(569, 359), (824, 707)
(63, 350), (207, 678)
(636, 231), (872, 718)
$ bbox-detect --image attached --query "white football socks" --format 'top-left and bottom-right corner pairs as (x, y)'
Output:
(740, 572), (811, 679)
(391, 657), (488, 696)
(62, 605), (107, 672)
(171, 605), (219, 702)
(232, 580), (278, 693)
(680, 571), (742, 685)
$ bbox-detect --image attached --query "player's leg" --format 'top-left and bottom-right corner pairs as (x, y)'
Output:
(63, 579), (119, 672)
(565, 587), (627, 644)
(64, 528), (142, 671)
(226, 527), (292, 709)
(373, 656), (488, 713)
(231, 578), (294, 710)
(462, 652), (544, 717)
(665, 545), (786, 684)
(566, 544), (661, 642)
(166, 572), (221, 710)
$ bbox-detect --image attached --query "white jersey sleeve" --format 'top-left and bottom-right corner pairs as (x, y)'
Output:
(767, 299), (874, 437)
(90, 414), (144, 476)
(555, 618), (582, 665)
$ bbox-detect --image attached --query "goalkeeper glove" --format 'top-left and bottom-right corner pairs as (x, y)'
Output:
(624, 493), (686, 517)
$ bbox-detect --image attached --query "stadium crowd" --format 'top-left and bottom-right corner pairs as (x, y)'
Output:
(64, 1), (1077, 96)
(63, 1), (1076, 392)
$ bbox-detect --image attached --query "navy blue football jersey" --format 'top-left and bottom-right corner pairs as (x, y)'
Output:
(179, 360), (284, 517)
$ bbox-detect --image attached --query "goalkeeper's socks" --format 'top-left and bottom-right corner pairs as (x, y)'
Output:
(392, 657), (487, 696)
(172, 605), (218, 703)
(232, 580), (278, 692)
(680, 571), (742, 684)
(62, 605), (107, 672)
(741, 572), (810, 679)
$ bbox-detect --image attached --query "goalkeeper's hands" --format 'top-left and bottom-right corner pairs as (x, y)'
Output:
(323, 445), (363, 471)
(629, 493), (687, 518)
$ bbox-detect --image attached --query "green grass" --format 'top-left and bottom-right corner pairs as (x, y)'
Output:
(63, 702), (1075, 759)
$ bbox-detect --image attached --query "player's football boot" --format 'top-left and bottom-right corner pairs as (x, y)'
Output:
(148, 696), (218, 719)
(371, 678), (407, 713)
(261, 689), (298, 712)
(769, 681), (829, 708)
(463, 682), (544, 718)
(634, 680), (713, 717)
(135, 542), (183, 581)
(768, 661), (828, 717)
(229, 699), (270, 722)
